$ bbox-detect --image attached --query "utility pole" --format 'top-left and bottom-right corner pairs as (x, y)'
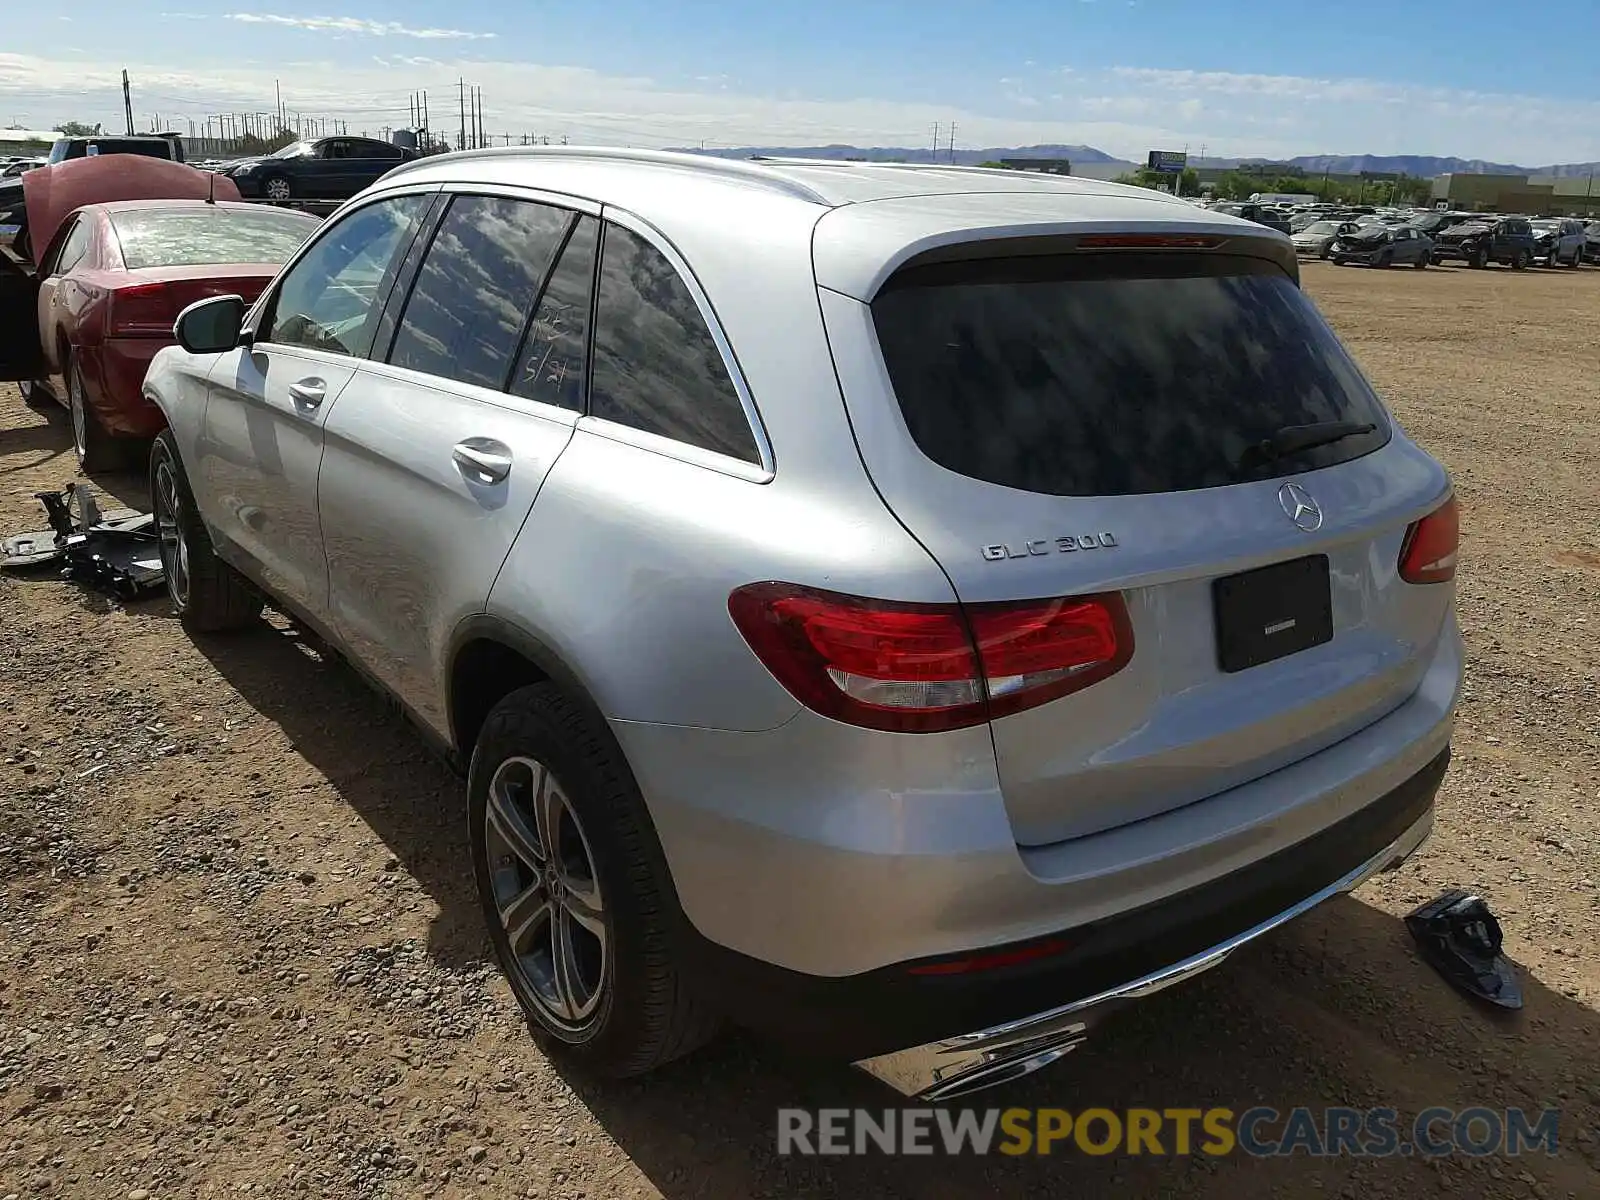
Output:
(275, 79), (283, 133)
(476, 87), (485, 149)
(948, 121), (957, 164)
(930, 122), (939, 162)
(121, 69), (134, 135)
(458, 78), (466, 150)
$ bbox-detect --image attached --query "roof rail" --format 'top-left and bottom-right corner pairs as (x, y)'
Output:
(749, 156), (1071, 183)
(380, 145), (834, 205)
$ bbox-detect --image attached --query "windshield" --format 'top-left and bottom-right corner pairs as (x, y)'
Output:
(1531, 220), (1559, 230)
(1302, 221), (1342, 235)
(47, 140), (71, 165)
(871, 252), (1390, 496)
(111, 207), (320, 269)
(268, 141), (316, 160)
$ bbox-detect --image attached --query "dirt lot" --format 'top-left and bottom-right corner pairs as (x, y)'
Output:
(2, 261), (1598, 1200)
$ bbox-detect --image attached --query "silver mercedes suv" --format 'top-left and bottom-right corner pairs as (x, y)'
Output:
(142, 148), (1460, 1100)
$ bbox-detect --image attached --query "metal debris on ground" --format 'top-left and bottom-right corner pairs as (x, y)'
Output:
(1405, 888), (1523, 1010)
(0, 483), (164, 599)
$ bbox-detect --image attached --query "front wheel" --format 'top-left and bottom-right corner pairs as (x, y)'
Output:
(469, 683), (720, 1077)
(18, 378), (50, 408)
(1378, 253), (1393, 268)
(1511, 249), (1530, 270)
(262, 175), (293, 202)
(149, 430), (263, 632)
(1414, 253), (1429, 269)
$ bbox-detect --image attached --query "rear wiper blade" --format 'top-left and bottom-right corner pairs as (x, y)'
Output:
(1236, 420), (1377, 471)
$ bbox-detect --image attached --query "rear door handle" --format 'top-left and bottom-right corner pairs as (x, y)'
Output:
(452, 438), (513, 485)
(287, 377), (326, 409)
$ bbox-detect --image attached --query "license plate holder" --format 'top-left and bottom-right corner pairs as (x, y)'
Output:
(1213, 554), (1333, 673)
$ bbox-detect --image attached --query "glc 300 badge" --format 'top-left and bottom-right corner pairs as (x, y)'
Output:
(982, 533), (1118, 561)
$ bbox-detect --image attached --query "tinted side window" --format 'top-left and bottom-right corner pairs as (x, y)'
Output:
(267, 193), (429, 357)
(589, 224), (758, 464)
(510, 216), (597, 411)
(389, 195), (572, 390)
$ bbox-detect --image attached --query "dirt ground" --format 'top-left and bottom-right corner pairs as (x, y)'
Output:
(2, 260), (1598, 1200)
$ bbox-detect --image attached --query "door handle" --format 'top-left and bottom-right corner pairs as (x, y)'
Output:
(287, 377), (326, 409)
(452, 438), (513, 485)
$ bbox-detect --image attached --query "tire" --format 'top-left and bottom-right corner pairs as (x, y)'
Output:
(1568, 247), (1582, 268)
(1511, 250), (1530, 270)
(262, 174), (293, 202)
(1471, 249), (1487, 269)
(149, 430), (263, 632)
(469, 683), (720, 1078)
(1378, 253), (1393, 268)
(1413, 253), (1428, 269)
(18, 378), (50, 408)
(67, 353), (128, 473)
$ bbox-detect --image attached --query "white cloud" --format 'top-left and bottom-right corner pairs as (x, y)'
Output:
(224, 13), (495, 40)
(0, 49), (1596, 164)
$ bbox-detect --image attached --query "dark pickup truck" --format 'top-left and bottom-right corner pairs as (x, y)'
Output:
(1430, 216), (1538, 269)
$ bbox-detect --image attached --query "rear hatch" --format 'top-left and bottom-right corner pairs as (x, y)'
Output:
(815, 203), (1454, 847)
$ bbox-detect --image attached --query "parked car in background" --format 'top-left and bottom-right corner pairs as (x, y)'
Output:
(1291, 219), (1356, 258)
(219, 136), (417, 201)
(1431, 216), (1537, 269)
(132, 149), (1457, 1102)
(1586, 221), (1600, 263)
(1531, 218), (1586, 267)
(1330, 224), (1434, 268)
(47, 133), (184, 165)
(0, 161), (318, 469)
(1, 157), (44, 178)
(1212, 201), (1292, 235)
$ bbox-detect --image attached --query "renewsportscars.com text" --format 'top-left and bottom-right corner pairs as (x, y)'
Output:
(776, 1106), (1560, 1158)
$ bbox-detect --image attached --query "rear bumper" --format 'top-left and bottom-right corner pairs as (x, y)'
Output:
(854, 796), (1437, 1099)
(79, 339), (169, 437)
(675, 746), (1446, 1073)
(620, 612), (1461, 981)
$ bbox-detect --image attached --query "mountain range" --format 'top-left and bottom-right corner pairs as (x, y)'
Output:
(684, 144), (1600, 178)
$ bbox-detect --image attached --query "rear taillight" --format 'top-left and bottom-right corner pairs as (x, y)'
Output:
(727, 583), (1134, 733)
(1399, 496), (1459, 584)
(106, 282), (177, 337)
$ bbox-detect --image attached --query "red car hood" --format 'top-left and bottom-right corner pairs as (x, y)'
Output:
(23, 157), (242, 266)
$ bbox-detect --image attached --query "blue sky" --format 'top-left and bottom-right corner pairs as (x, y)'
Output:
(3, 1), (1598, 163)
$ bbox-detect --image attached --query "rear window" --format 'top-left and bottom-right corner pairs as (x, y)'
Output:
(111, 208), (319, 269)
(871, 253), (1391, 496)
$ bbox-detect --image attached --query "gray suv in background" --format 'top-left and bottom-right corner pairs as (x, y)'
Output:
(142, 149), (1461, 1099)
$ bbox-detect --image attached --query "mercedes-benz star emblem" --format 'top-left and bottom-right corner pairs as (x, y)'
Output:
(1278, 481), (1323, 532)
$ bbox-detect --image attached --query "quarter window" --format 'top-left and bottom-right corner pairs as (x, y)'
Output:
(510, 215), (597, 411)
(589, 223), (758, 464)
(389, 195), (573, 390)
(266, 193), (429, 357)
(53, 218), (92, 275)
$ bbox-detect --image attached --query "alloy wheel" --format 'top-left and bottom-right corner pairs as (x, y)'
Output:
(266, 178), (291, 201)
(152, 459), (191, 608)
(68, 366), (88, 461)
(485, 755), (610, 1035)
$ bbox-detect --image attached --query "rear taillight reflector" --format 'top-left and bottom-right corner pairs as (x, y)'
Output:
(1399, 496), (1459, 584)
(727, 583), (1133, 733)
(907, 937), (1071, 976)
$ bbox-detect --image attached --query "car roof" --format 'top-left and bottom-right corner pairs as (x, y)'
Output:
(379, 146), (1290, 301)
(91, 198), (315, 216)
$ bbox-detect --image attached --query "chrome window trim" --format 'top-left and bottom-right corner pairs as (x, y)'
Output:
(436, 179), (603, 217)
(577, 413), (773, 483)
(352, 355), (583, 430)
(594, 204), (776, 481)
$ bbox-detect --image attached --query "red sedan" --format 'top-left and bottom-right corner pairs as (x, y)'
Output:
(19, 199), (321, 470)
